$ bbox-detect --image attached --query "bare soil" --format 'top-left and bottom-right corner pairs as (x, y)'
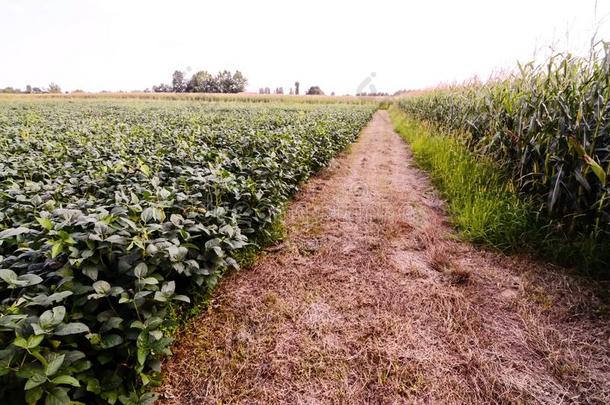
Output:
(160, 111), (610, 404)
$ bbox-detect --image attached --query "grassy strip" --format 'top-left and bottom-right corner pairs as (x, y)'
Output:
(389, 107), (535, 248)
(389, 107), (609, 274)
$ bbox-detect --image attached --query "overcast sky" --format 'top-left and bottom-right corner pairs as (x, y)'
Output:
(1, 0), (608, 94)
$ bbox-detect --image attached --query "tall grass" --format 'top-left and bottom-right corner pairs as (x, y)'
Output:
(389, 108), (535, 248)
(396, 42), (610, 272)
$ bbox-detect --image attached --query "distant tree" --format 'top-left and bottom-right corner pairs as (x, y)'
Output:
(306, 86), (324, 95)
(172, 70), (186, 92)
(264, 87), (271, 94)
(289, 87), (294, 95)
(216, 70), (233, 93)
(26, 84), (32, 94)
(187, 71), (218, 93)
(331, 91), (335, 96)
(72, 89), (85, 93)
(48, 83), (61, 93)
(259, 88), (265, 94)
(152, 83), (172, 92)
(158, 69), (247, 94)
(32, 87), (42, 94)
(216, 70), (246, 93)
(274, 87), (284, 94)
(294, 81), (300, 95)
(231, 70), (247, 93)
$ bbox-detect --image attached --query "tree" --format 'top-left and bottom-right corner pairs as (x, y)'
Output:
(152, 83), (172, 92)
(172, 70), (186, 92)
(214, 70), (246, 93)
(48, 83), (61, 93)
(187, 71), (218, 93)
(289, 88), (294, 95)
(159, 69), (248, 93)
(294, 81), (300, 95)
(306, 86), (324, 95)
(231, 70), (247, 93)
(216, 70), (233, 93)
(274, 87), (284, 94)
(26, 85), (32, 94)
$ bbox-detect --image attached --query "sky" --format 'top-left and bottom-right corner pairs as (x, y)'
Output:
(1, 0), (609, 95)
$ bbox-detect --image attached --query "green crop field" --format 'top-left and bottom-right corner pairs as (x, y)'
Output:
(393, 44), (610, 268)
(0, 99), (375, 404)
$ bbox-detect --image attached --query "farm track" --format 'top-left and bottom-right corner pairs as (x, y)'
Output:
(160, 111), (610, 404)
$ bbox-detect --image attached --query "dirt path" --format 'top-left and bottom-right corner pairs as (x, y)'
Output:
(160, 111), (610, 404)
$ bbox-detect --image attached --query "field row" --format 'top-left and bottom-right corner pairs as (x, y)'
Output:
(0, 100), (375, 404)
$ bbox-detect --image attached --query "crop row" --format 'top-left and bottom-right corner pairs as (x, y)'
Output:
(397, 44), (610, 250)
(0, 100), (375, 404)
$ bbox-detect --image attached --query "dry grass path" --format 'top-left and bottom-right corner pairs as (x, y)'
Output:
(160, 111), (610, 404)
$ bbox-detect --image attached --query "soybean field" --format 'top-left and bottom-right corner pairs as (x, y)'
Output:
(0, 99), (375, 404)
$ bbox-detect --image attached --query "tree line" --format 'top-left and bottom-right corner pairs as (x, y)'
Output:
(0, 83), (62, 94)
(258, 82), (327, 96)
(152, 70), (247, 93)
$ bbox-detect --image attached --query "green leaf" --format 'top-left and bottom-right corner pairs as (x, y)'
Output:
(0, 226), (33, 239)
(27, 334), (45, 349)
(140, 277), (158, 285)
(54, 322), (89, 336)
(24, 373), (47, 390)
(12, 336), (28, 349)
(25, 385), (44, 405)
(173, 295), (191, 303)
(141, 207), (154, 223)
(44, 386), (70, 405)
(37, 217), (53, 231)
(149, 330), (163, 340)
(101, 334), (123, 349)
(19, 273), (44, 286)
(0, 269), (19, 285)
(584, 155), (607, 185)
(137, 347), (148, 365)
(92, 280), (111, 295)
(161, 281), (175, 295)
(139, 392), (158, 405)
(51, 375), (80, 387)
(82, 266), (98, 281)
(85, 377), (101, 394)
(39, 306), (66, 329)
(134, 262), (148, 278)
(51, 242), (64, 259)
(153, 291), (167, 302)
(46, 353), (65, 376)
(105, 235), (127, 245)
(140, 163), (152, 176)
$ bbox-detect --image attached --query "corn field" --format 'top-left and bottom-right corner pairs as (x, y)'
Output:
(397, 42), (610, 241)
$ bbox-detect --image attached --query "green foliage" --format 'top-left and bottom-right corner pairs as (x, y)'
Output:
(397, 43), (610, 270)
(0, 100), (375, 403)
(306, 86), (324, 96)
(47, 84), (62, 94)
(390, 109), (535, 249)
(157, 70), (248, 94)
